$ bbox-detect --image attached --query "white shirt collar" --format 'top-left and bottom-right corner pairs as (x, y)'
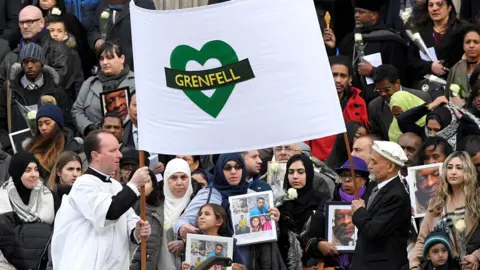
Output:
(89, 166), (111, 178)
(132, 124), (138, 133)
(376, 175), (397, 190)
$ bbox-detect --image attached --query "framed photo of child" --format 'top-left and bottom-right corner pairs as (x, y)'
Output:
(99, 87), (131, 123)
(185, 234), (234, 270)
(326, 202), (358, 252)
(8, 128), (32, 154)
(407, 163), (443, 218)
(229, 191), (277, 246)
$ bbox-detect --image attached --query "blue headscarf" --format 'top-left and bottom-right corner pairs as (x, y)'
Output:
(212, 153), (249, 236)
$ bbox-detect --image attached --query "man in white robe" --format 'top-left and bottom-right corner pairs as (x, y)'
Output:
(51, 130), (151, 270)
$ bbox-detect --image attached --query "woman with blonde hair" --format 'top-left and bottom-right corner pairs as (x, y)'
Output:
(409, 151), (480, 270)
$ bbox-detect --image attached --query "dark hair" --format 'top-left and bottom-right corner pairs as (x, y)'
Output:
(97, 40), (123, 59)
(84, 130), (113, 163)
(146, 169), (163, 206)
(418, 137), (454, 165)
(45, 15), (66, 28)
(326, 121), (366, 169)
(467, 81), (480, 111)
(437, 24), (480, 68)
(409, 0), (458, 30)
(215, 243), (224, 249)
(100, 112), (123, 128)
(257, 197), (265, 202)
(130, 90), (136, 100)
(197, 203), (228, 235)
(470, 66), (480, 90)
(329, 55), (353, 76)
(373, 64), (399, 84)
(464, 135), (480, 157)
(25, 125), (65, 172)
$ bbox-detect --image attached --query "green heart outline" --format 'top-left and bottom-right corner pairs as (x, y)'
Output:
(170, 40), (239, 118)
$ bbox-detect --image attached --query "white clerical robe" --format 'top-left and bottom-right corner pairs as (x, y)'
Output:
(51, 173), (140, 270)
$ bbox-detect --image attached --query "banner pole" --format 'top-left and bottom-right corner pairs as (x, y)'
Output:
(343, 133), (359, 199)
(139, 150), (146, 270)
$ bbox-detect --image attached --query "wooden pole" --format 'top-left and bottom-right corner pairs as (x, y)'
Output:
(139, 150), (146, 270)
(343, 133), (359, 199)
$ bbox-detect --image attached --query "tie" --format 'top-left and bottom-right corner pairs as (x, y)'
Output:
(402, 178), (409, 194)
(367, 186), (379, 210)
(133, 130), (138, 148)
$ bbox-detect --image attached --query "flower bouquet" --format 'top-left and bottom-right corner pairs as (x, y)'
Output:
(99, 9), (111, 40)
(14, 100), (38, 135)
(454, 218), (467, 259)
(400, 8), (434, 61)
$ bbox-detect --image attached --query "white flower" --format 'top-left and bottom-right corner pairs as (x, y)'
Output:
(101, 11), (110, 19)
(287, 188), (298, 200)
(270, 162), (279, 173)
(400, 8), (412, 24)
(450, 84), (461, 97)
(51, 7), (62, 16)
(455, 219), (466, 232)
(354, 33), (363, 42)
(27, 111), (37, 120)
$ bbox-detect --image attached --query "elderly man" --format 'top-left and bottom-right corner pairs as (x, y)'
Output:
(351, 141), (411, 270)
(0, 5), (69, 85)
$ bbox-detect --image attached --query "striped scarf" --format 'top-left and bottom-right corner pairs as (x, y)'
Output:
(6, 178), (44, 223)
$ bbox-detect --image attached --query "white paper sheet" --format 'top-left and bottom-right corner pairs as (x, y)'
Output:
(419, 47), (438, 61)
(364, 53), (383, 85)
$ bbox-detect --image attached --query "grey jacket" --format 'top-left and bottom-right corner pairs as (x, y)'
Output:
(368, 87), (432, 141)
(72, 71), (135, 135)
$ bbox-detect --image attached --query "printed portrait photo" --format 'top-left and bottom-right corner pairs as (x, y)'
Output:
(186, 234), (233, 270)
(327, 202), (357, 252)
(407, 163), (443, 217)
(100, 87), (130, 121)
(9, 128), (32, 154)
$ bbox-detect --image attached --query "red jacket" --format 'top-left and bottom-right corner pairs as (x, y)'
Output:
(307, 86), (369, 161)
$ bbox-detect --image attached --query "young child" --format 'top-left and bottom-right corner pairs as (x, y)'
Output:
(182, 203), (245, 270)
(421, 228), (460, 270)
(45, 13), (84, 103)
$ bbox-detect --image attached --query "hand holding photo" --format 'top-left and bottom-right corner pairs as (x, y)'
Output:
(407, 163), (443, 218)
(185, 234), (233, 270)
(327, 202), (358, 252)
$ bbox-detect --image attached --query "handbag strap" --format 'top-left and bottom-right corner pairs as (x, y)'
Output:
(7, 80), (12, 134)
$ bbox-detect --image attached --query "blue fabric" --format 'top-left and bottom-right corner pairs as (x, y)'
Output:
(37, 104), (65, 129)
(249, 206), (269, 216)
(248, 175), (271, 192)
(63, 0), (100, 32)
(193, 168), (214, 185)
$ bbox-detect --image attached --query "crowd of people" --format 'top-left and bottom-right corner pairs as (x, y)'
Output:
(1, 0), (480, 269)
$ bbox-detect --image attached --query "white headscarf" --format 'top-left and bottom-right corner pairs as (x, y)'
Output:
(163, 158), (193, 231)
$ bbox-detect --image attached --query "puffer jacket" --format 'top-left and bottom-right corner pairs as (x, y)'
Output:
(0, 64), (73, 154)
(72, 70), (135, 135)
(0, 212), (52, 270)
(0, 30), (69, 86)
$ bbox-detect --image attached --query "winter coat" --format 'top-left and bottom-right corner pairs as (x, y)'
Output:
(0, 150), (10, 187)
(0, 30), (70, 87)
(63, 0), (100, 34)
(72, 70), (135, 135)
(89, 0), (155, 71)
(0, 0), (22, 50)
(62, 36), (84, 104)
(0, 64), (73, 154)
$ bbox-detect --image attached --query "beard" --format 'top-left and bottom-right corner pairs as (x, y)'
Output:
(369, 173), (376, 182)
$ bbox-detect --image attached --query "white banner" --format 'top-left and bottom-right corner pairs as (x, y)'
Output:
(130, 0), (345, 155)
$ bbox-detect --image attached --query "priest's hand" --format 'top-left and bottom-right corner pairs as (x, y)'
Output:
(135, 220), (151, 240)
(168, 240), (185, 255)
(130, 167), (150, 189)
(351, 199), (365, 213)
(179, 224), (200, 239)
(357, 60), (373, 76)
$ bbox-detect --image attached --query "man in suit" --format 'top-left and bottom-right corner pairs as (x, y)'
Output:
(369, 64), (432, 140)
(351, 141), (411, 270)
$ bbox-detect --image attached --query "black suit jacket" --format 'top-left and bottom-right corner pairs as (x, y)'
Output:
(350, 177), (411, 270)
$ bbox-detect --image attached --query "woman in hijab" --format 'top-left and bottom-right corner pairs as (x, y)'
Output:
(130, 159), (192, 270)
(277, 154), (335, 269)
(389, 91), (426, 142)
(325, 121), (367, 170)
(0, 152), (55, 270)
(174, 153), (282, 270)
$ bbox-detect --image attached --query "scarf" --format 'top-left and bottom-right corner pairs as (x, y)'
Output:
(97, 65), (130, 92)
(6, 178), (45, 223)
(212, 153), (249, 236)
(8, 152), (38, 204)
(339, 185), (366, 202)
(389, 91), (426, 142)
(426, 105), (459, 149)
(162, 158), (193, 231)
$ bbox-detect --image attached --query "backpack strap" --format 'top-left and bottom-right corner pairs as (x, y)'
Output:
(206, 187), (213, 204)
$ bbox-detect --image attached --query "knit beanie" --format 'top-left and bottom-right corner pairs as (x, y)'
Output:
(36, 104), (64, 129)
(20, 43), (45, 65)
(423, 229), (452, 259)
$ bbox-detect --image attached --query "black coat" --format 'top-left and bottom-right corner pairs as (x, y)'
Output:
(460, 0), (480, 22)
(89, 0), (155, 71)
(350, 177), (411, 270)
(338, 23), (408, 104)
(0, 0), (22, 49)
(0, 64), (73, 153)
(0, 211), (53, 270)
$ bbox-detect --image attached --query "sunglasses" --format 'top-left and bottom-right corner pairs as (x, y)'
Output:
(223, 164), (242, 172)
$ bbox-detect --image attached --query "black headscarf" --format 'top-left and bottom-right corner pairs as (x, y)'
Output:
(212, 153), (249, 236)
(8, 152), (38, 205)
(427, 106), (452, 130)
(279, 154), (324, 231)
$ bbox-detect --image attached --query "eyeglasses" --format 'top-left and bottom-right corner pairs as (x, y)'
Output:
(223, 164), (242, 172)
(374, 86), (393, 93)
(274, 146), (293, 153)
(340, 172), (353, 180)
(19, 18), (41, 27)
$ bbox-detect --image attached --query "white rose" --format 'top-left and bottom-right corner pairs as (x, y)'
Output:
(101, 11), (110, 19)
(450, 84), (461, 97)
(271, 162), (279, 173)
(287, 188), (298, 200)
(400, 8), (412, 24)
(455, 219), (466, 232)
(51, 7), (62, 16)
(27, 111), (37, 120)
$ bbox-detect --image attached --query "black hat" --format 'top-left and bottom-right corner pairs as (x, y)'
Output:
(354, 0), (385, 12)
(120, 147), (139, 167)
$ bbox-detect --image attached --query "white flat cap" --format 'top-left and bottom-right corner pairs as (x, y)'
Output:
(372, 141), (408, 167)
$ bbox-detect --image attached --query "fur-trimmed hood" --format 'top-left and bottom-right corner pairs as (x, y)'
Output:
(65, 35), (77, 49)
(9, 63), (60, 85)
